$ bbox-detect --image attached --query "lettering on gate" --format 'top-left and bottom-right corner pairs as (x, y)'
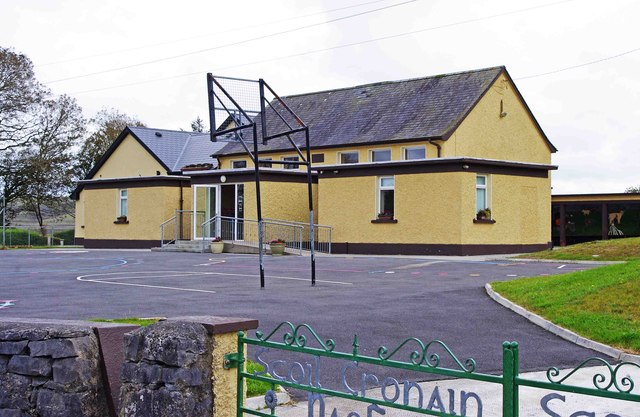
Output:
(254, 348), (483, 417)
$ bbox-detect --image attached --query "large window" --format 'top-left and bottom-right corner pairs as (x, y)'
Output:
(339, 151), (359, 164)
(232, 160), (247, 169)
(282, 156), (299, 170)
(259, 158), (272, 168)
(476, 175), (488, 213)
(119, 189), (128, 217)
(403, 146), (426, 160)
(378, 177), (395, 216)
(370, 149), (391, 162)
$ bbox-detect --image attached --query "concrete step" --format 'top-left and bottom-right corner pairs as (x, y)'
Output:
(152, 240), (300, 255)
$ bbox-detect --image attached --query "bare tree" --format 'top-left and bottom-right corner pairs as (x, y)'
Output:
(75, 108), (145, 180)
(190, 116), (207, 132)
(624, 185), (640, 193)
(0, 46), (46, 153)
(19, 95), (85, 230)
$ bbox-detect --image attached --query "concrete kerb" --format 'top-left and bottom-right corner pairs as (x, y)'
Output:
(485, 283), (640, 365)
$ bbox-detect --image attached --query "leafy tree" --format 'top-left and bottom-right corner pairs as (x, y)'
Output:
(75, 108), (145, 179)
(624, 185), (640, 193)
(190, 116), (207, 133)
(18, 95), (85, 229)
(0, 46), (46, 153)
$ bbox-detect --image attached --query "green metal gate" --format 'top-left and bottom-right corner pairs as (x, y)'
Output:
(225, 322), (640, 417)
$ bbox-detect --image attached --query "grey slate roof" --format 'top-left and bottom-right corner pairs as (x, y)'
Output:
(128, 127), (229, 172)
(217, 66), (512, 155)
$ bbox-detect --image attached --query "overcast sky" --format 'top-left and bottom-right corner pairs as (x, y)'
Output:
(1, 0), (638, 194)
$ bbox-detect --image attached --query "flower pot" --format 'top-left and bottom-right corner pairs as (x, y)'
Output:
(269, 242), (286, 256)
(210, 241), (224, 254)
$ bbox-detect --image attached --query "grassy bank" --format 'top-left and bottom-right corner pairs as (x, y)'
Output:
(518, 237), (640, 261)
(494, 238), (640, 353)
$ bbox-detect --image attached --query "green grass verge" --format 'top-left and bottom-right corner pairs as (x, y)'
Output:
(492, 260), (640, 354)
(246, 360), (279, 397)
(91, 317), (162, 326)
(519, 237), (640, 261)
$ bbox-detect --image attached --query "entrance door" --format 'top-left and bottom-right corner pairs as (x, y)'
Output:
(220, 184), (244, 240)
(194, 186), (217, 239)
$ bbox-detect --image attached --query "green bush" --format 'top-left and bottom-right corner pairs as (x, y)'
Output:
(2, 228), (74, 246)
(53, 229), (74, 245)
(3, 228), (47, 246)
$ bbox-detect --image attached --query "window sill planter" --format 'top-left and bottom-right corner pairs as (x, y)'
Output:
(210, 241), (224, 254)
(269, 242), (286, 256)
(114, 216), (129, 224)
(371, 218), (398, 224)
(473, 218), (496, 224)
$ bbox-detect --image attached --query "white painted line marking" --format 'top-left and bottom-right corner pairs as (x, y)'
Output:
(196, 259), (226, 266)
(558, 264), (566, 269)
(506, 274), (518, 277)
(384, 271), (395, 274)
(48, 250), (89, 254)
(76, 270), (352, 293)
(394, 261), (443, 270)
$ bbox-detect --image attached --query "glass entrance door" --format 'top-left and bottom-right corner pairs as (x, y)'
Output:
(194, 186), (217, 239)
(193, 184), (244, 240)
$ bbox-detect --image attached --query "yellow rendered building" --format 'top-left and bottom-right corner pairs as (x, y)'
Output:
(73, 66), (557, 254)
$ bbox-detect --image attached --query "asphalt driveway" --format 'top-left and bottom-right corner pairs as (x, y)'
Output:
(0, 249), (605, 393)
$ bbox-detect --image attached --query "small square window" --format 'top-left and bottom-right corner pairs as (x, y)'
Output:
(370, 149), (391, 162)
(339, 152), (359, 164)
(232, 160), (247, 169)
(282, 156), (299, 170)
(404, 146), (426, 160)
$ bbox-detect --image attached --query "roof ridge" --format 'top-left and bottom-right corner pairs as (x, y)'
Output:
(172, 133), (194, 171)
(129, 125), (209, 136)
(281, 66), (505, 99)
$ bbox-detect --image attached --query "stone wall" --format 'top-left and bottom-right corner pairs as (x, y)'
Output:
(119, 321), (213, 417)
(0, 317), (258, 417)
(0, 322), (110, 417)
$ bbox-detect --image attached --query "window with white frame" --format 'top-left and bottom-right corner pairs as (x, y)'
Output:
(378, 176), (395, 216)
(282, 156), (299, 170)
(119, 189), (128, 217)
(370, 149), (391, 162)
(403, 146), (426, 160)
(232, 160), (247, 169)
(338, 151), (359, 164)
(476, 175), (489, 213)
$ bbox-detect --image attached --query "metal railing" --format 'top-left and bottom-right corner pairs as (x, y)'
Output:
(160, 210), (206, 247)
(0, 224), (75, 246)
(200, 216), (305, 255)
(264, 218), (332, 254)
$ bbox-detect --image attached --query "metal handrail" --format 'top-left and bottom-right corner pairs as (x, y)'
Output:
(199, 215), (331, 255)
(263, 217), (332, 254)
(160, 216), (177, 247)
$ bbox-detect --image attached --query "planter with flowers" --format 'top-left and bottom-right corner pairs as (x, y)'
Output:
(210, 236), (224, 254)
(269, 238), (286, 256)
(371, 210), (397, 223)
(474, 208), (496, 224)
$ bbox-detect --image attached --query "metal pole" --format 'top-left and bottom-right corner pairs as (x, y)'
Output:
(305, 129), (316, 286)
(253, 92), (265, 288)
(1, 192), (5, 248)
